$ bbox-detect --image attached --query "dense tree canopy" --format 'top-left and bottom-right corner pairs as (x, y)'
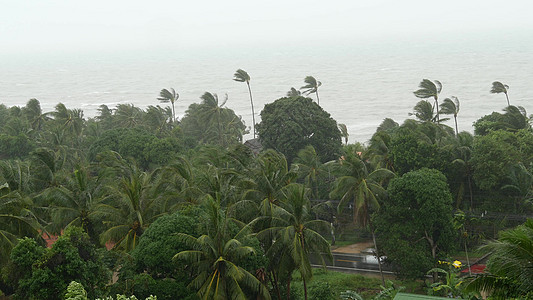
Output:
(257, 96), (342, 164)
(374, 168), (456, 279)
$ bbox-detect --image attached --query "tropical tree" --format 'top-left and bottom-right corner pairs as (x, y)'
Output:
(157, 88), (179, 123)
(180, 92), (246, 147)
(114, 104), (143, 128)
(374, 168), (456, 279)
(0, 185), (42, 266)
(258, 184), (332, 300)
(330, 149), (394, 284)
(409, 100), (436, 123)
(144, 105), (173, 135)
(233, 69), (257, 139)
(490, 81), (510, 106)
(286, 87), (301, 98)
(42, 167), (111, 243)
(292, 145), (323, 199)
(338, 123), (348, 145)
(414, 79), (442, 124)
(440, 96), (460, 136)
(257, 96), (342, 164)
(173, 197), (271, 299)
(500, 162), (533, 209)
(465, 219), (533, 298)
(300, 76), (322, 105)
(450, 132), (475, 210)
(22, 98), (51, 132)
(99, 154), (163, 251)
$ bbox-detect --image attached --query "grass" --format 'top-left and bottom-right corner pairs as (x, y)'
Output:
(289, 268), (419, 299)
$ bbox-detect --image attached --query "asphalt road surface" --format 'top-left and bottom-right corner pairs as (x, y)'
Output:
(310, 252), (395, 276)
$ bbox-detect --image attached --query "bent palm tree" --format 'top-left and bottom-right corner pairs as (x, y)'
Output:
(490, 81), (510, 106)
(287, 87), (301, 98)
(300, 76), (322, 105)
(338, 123), (349, 145)
(233, 69), (256, 139)
(158, 88), (179, 122)
(174, 197), (271, 299)
(330, 150), (394, 285)
(409, 100), (436, 123)
(465, 219), (533, 297)
(440, 96), (460, 136)
(414, 79), (442, 124)
(258, 184), (331, 300)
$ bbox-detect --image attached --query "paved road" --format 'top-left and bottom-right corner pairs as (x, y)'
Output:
(310, 252), (395, 276)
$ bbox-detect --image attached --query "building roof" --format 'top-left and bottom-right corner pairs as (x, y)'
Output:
(393, 293), (449, 300)
(244, 138), (262, 155)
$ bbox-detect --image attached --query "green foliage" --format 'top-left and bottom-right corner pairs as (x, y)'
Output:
(180, 92), (247, 148)
(257, 96), (342, 164)
(374, 280), (405, 300)
(389, 129), (453, 176)
(111, 273), (191, 300)
(473, 105), (530, 135)
(132, 211), (200, 277)
(88, 128), (181, 169)
(374, 168), (456, 279)
(465, 219), (533, 298)
(11, 227), (110, 300)
(173, 197), (270, 299)
(65, 281), (88, 300)
(471, 129), (533, 190)
(309, 281), (334, 300)
(0, 133), (34, 159)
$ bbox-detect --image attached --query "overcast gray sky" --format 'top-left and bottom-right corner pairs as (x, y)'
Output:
(1, 0), (532, 55)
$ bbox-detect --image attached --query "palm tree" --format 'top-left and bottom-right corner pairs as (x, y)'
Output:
(490, 81), (510, 106)
(42, 167), (111, 244)
(114, 103), (142, 128)
(174, 197), (271, 299)
(338, 123), (349, 145)
(157, 88), (179, 122)
(0, 160), (43, 263)
(500, 163), (533, 210)
(23, 98), (51, 131)
(292, 145), (324, 200)
(258, 184), (332, 300)
(99, 154), (163, 251)
(234, 69), (256, 139)
(414, 79), (442, 124)
(300, 76), (322, 105)
(144, 105), (173, 135)
(451, 132), (475, 210)
(465, 219), (533, 297)
(440, 96), (460, 136)
(330, 150), (394, 285)
(409, 100), (436, 123)
(286, 87), (301, 98)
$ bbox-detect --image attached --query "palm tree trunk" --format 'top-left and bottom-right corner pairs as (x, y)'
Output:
(370, 222), (385, 286)
(454, 115), (458, 137)
(315, 90), (320, 106)
(271, 270), (282, 300)
(247, 82), (256, 139)
(464, 239), (472, 276)
(468, 175), (473, 211)
(505, 93), (510, 106)
(171, 101), (176, 123)
(303, 276), (308, 300)
(286, 276), (291, 300)
(435, 99), (440, 124)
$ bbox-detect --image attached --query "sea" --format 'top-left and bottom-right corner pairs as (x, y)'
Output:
(1, 31), (532, 144)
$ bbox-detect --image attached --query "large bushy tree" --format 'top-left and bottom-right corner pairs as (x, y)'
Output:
(257, 96), (342, 164)
(374, 168), (456, 279)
